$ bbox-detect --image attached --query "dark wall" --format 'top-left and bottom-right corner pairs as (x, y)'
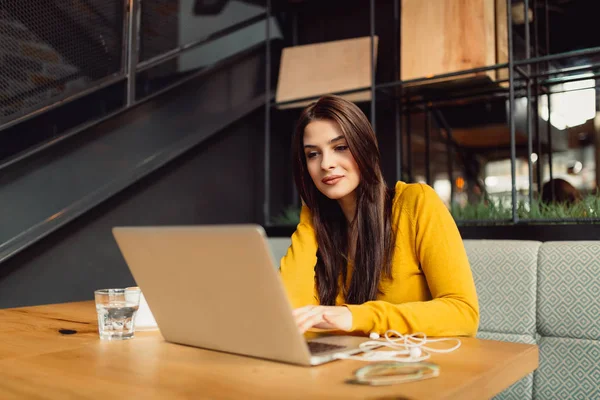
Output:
(0, 110), (276, 309)
(289, 0), (396, 85)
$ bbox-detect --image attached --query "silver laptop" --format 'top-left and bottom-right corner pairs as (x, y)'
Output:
(112, 225), (369, 366)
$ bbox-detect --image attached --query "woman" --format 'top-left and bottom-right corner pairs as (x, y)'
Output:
(541, 178), (582, 205)
(279, 95), (479, 337)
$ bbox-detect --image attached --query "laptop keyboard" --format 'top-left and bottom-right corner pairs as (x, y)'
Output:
(307, 341), (347, 355)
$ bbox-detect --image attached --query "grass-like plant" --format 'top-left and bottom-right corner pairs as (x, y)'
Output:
(271, 194), (600, 226)
(452, 195), (600, 223)
(271, 206), (303, 226)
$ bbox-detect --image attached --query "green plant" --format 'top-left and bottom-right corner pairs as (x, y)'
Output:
(271, 206), (301, 226)
(271, 194), (600, 226)
(451, 200), (511, 221)
(452, 194), (600, 223)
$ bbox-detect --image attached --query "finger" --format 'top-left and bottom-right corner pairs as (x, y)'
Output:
(295, 306), (323, 328)
(297, 308), (341, 332)
(296, 307), (325, 331)
(297, 311), (327, 334)
(292, 305), (315, 317)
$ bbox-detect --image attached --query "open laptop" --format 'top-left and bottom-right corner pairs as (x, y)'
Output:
(112, 225), (370, 366)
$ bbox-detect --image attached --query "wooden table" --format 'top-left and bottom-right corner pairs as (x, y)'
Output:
(0, 301), (538, 400)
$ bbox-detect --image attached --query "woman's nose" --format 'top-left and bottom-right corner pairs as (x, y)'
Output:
(320, 151), (336, 170)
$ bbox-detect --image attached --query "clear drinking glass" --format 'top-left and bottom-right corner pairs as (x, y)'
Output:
(94, 287), (141, 340)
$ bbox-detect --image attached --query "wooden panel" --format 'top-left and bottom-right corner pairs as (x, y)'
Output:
(451, 124), (528, 148)
(496, 0), (509, 83)
(401, 0), (503, 86)
(275, 36), (378, 109)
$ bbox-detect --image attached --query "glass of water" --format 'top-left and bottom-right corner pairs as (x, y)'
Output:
(94, 287), (141, 340)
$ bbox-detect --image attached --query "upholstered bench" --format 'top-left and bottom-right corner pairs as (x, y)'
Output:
(268, 238), (600, 400)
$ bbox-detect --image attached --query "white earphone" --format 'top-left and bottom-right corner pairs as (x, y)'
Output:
(334, 330), (461, 363)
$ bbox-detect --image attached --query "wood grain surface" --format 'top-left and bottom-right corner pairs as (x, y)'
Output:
(0, 301), (538, 400)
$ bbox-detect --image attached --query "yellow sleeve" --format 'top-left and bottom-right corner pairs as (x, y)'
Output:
(345, 184), (480, 337)
(279, 205), (320, 308)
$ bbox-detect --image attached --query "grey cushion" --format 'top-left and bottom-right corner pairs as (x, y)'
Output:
(533, 337), (600, 400)
(465, 240), (540, 336)
(538, 242), (600, 340)
(477, 332), (535, 400)
(476, 331), (537, 344)
(268, 237), (291, 269)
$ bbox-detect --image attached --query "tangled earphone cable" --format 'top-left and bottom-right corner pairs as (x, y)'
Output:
(333, 330), (461, 362)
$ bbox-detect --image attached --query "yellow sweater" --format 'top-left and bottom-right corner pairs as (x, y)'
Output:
(279, 182), (479, 337)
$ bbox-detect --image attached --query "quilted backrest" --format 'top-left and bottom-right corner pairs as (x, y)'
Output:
(534, 241), (600, 400)
(464, 240), (541, 336)
(537, 241), (600, 339)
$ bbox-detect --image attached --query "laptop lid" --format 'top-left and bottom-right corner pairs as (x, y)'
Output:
(112, 225), (313, 365)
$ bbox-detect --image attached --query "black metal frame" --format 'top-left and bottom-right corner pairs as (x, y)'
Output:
(394, 0), (403, 183)
(507, 0), (518, 222)
(264, 0), (272, 230)
(263, 0), (600, 226)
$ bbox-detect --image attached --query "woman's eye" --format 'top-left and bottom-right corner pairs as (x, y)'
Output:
(306, 152), (319, 159)
(335, 145), (349, 152)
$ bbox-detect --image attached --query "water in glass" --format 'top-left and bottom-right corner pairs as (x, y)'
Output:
(95, 288), (141, 340)
(96, 301), (139, 340)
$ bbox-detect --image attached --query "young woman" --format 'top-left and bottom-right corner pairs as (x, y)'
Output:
(279, 95), (479, 337)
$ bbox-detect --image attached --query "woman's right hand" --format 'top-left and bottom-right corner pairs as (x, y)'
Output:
(293, 305), (353, 334)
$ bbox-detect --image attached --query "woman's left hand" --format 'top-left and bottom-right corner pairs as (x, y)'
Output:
(293, 305), (353, 334)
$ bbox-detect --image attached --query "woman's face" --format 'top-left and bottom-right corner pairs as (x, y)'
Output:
(303, 119), (360, 202)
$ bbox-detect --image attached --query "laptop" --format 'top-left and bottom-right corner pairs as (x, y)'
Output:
(112, 225), (370, 366)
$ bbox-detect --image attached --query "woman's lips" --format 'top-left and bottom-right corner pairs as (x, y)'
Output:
(322, 175), (343, 185)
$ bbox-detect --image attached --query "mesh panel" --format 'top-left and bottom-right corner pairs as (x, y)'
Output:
(0, 1), (124, 123)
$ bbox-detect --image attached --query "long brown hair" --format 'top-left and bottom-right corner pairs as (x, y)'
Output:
(292, 95), (396, 305)
(541, 178), (582, 205)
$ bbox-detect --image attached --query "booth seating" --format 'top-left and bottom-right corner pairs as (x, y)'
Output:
(268, 238), (600, 400)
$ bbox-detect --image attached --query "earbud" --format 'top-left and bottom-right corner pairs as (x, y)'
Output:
(344, 331), (461, 363)
(333, 352), (350, 359)
(409, 346), (422, 359)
